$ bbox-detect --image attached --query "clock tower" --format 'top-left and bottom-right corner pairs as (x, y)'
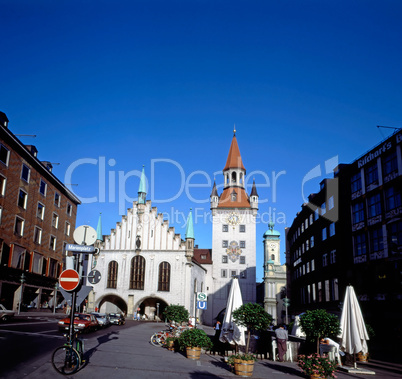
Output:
(207, 130), (258, 324)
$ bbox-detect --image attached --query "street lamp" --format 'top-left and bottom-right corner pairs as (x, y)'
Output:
(18, 273), (25, 315)
(53, 283), (58, 314)
(283, 297), (290, 325)
(156, 303), (160, 322)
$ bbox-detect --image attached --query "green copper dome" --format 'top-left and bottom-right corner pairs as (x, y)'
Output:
(263, 221), (280, 239)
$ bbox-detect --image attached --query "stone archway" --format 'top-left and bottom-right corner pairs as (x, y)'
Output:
(135, 296), (169, 321)
(97, 293), (127, 315)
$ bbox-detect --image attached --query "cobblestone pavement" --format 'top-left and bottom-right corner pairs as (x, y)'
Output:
(3, 315), (402, 379)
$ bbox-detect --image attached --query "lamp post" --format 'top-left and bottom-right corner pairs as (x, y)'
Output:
(18, 273), (25, 315)
(283, 297), (290, 325)
(156, 303), (160, 322)
(53, 283), (58, 314)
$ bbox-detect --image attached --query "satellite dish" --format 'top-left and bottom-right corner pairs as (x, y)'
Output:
(73, 225), (97, 245)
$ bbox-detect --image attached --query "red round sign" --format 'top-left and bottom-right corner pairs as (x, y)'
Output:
(59, 269), (80, 291)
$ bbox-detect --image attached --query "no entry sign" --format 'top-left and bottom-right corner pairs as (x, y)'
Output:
(59, 269), (80, 291)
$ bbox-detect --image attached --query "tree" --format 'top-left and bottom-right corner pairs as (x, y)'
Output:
(162, 304), (189, 324)
(299, 309), (341, 353)
(232, 303), (273, 353)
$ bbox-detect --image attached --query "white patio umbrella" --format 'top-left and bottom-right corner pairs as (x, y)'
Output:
(219, 277), (246, 346)
(338, 286), (370, 368)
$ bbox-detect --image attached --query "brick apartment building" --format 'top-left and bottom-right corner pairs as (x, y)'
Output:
(0, 111), (80, 311)
(286, 129), (402, 334)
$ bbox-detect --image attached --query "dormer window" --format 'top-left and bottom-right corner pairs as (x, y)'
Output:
(231, 190), (237, 201)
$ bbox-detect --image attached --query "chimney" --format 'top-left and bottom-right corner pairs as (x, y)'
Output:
(0, 112), (9, 128)
(25, 145), (38, 157)
(41, 161), (53, 172)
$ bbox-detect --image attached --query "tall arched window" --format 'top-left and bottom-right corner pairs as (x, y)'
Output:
(231, 172), (237, 183)
(107, 261), (118, 288)
(158, 261), (170, 291)
(130, 256), (145, 290)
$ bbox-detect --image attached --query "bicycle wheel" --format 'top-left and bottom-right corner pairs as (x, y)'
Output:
(52, 346), (80, 375)
(150, 332), (166, 347)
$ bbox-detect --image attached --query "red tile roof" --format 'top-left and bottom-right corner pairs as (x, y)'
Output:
(193, 249), (212, 264)
(217, 187), (251, 208)
(223, 135), (245, 171)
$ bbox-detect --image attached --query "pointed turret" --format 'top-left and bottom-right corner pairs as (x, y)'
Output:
(250, 179), (259, 212)
(223, 131), (246, 172)
(218, 129), (250, 208)
(210, 180), (219, 212)
(96, 213), (103, 242)
(185, 208), (195, 262)
(138, 165), (147, 205)
(185, 208), (195, 239)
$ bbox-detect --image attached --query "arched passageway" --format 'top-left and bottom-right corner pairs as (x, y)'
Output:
(98, 294), (127, 315)
(135, 297), (169, 321)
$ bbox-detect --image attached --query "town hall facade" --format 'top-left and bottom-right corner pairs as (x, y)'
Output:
(87, 132), (281, 325)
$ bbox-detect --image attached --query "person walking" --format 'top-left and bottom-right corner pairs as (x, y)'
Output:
(275, 324), (288, 362)
(213, 320), (222, 355)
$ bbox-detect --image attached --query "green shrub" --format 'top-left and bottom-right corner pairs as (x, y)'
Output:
(163, 305), (189, 324)
(178, 328), (213, 350)
(227, 353), (257, 367)
(299, 309), (341, 353)
(232, 302), (272, 353)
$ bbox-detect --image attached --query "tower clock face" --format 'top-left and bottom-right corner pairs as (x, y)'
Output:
(269, 243), (276, 250)
(226, 211), (240, 226)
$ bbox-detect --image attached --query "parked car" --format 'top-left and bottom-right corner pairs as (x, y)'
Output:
(0, 304), (15, 321)
(91, 312), (110, 328)
(109, 313), (125, 325)
(58, 313), (99, 333)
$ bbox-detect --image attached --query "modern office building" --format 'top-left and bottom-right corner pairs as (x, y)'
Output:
(0, 111), (80, 311)
(286, 129), (402, 332)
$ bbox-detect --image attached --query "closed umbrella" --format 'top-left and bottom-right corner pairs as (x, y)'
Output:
(219, 277), (246, 346)
(338, 286), (370, 368)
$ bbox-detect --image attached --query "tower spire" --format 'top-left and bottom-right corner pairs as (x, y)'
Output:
(223, 132), (245, 171)
(96, 213), (103, 242)
(185, 208), (195, 239)
(138, 165), (146, 204)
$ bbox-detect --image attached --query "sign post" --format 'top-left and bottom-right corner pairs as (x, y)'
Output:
(59, 269), (80, 292)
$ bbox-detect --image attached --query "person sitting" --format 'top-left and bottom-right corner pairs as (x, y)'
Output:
(320, 337), (343, 365)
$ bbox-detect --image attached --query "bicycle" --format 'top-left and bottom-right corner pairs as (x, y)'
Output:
(52, 331), (85, 375)
(150, 323), (191, 346)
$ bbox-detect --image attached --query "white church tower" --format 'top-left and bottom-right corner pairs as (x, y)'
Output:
(263, 221), (287, 325)
(206, 129), (258, 323)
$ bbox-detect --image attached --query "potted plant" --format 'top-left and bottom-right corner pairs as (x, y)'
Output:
(299, 309), (341, 354)
(232, 303), (272, 353)
(178, 328), (213, 360)
(357, 323), (374, 362)
(298, 353), (338, 379)
(164, 336), (178, 351)
(163, 305), (189, 324)
(227, 353), (257, 377)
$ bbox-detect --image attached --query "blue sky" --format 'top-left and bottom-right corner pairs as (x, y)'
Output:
(1, 1), (401, 281)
